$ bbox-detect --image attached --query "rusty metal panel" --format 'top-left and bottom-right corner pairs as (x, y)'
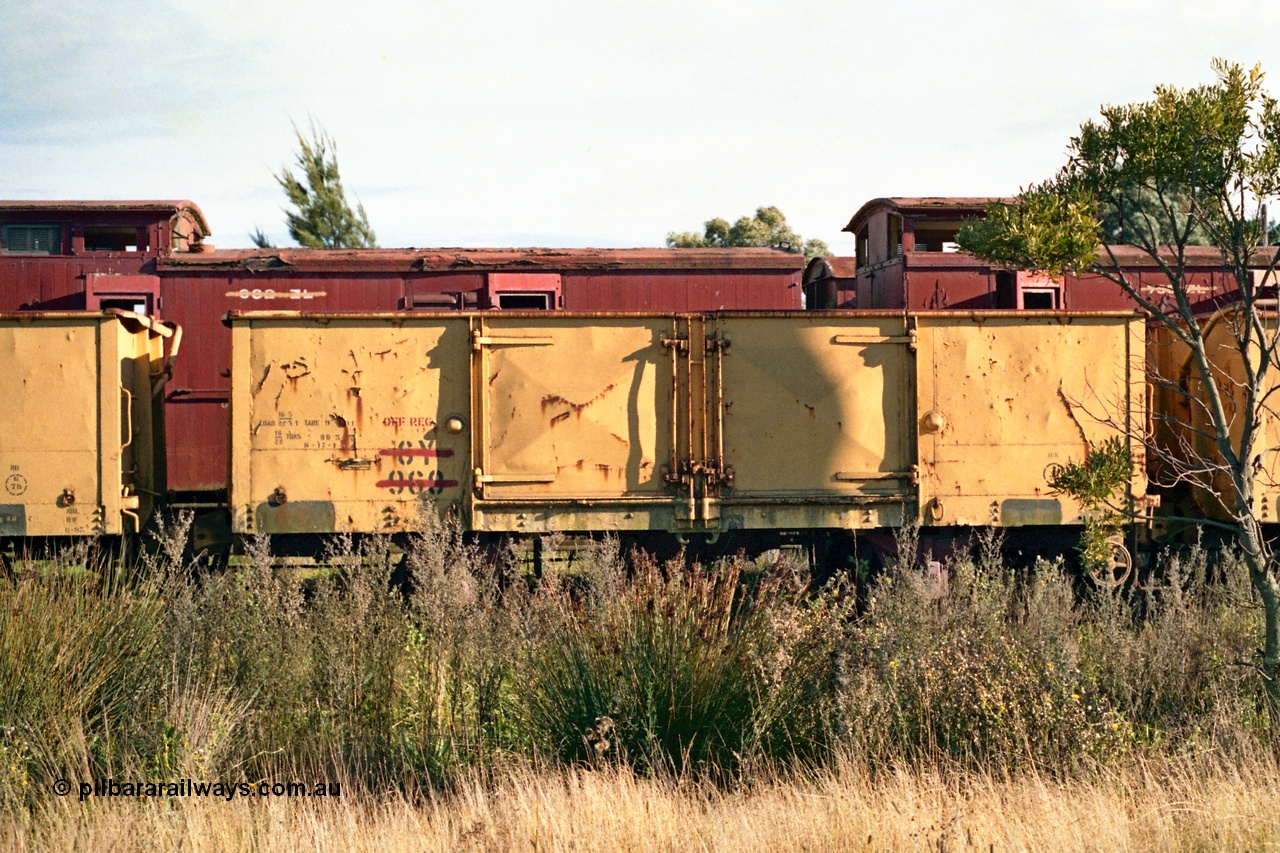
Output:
(471, 315), (677, 532)
(228, 309), (1147, 537)
(163, 272), (406, 492)
(905, 268), (994, 310)
(160, 274), (236, 492)
(714, 315), (914, 530)
(1174, 309), (1280, 522)
(914, 314), (1144, 526)
(0, 312), (170, 536)
(562, 271), (802, 311)
(230, 315), (472, 534)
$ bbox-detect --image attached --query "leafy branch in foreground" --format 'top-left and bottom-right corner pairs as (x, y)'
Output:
(1048, 437), (1134, 584)
(1047, 437), (1133, 511)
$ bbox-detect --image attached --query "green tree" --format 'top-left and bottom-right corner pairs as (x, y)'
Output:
(249, 226), (275, 249)
(667, 206), (828, 262)
(1099, 185), (1214, 245)
(258, 122), (377, 249)
(957, 60), (1280, 707)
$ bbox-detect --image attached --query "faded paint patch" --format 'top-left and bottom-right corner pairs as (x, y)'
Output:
(0, 505), (26, 536)
(1000, 498), (1063, 526)
(255, 500), (337, 534)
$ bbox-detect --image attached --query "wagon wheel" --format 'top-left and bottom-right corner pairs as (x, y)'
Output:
(1089, 534), (1133, 589)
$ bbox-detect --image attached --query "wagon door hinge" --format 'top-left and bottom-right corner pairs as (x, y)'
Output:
(704, 334), (730, 352)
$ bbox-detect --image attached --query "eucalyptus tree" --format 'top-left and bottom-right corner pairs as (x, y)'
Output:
(958, 60), (1280, 706)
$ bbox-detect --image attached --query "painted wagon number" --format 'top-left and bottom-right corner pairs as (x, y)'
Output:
(375, 434), (456, 494)
(394, 437), (433, 465)
(229, 288), (322, 300)
(382, 468), (446, 496)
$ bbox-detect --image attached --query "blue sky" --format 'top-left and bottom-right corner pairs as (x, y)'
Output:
(4, 1), (1280, 252)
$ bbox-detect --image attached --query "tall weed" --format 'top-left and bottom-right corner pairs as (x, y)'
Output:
(519, 547), (851, 775)
(0, 549), (168, 804)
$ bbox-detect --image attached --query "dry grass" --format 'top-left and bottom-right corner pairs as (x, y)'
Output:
(3, 754), (1278, 852)
(4, 520), (1279, 849)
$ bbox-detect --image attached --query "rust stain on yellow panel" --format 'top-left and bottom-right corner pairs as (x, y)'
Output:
(231, 316), (470, 534)
(476, 317), (670, 500)
(229, 311), (1144, 535)
(915, 315), (1145, 526)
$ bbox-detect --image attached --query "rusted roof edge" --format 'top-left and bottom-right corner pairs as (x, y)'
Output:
(843, 197), (1011, 234)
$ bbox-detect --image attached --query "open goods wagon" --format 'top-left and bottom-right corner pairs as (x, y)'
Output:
(227, 311), (1146, 543)
(0, 201), (804, 501)
(0, 311), (176, 537)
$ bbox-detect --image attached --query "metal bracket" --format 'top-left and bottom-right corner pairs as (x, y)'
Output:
(475, 470), (556, 485)
(472, 331), (555, 350)
(833, 469), (917, 482)
(705, 334), (730, 352)
(832, 333), (916, 350)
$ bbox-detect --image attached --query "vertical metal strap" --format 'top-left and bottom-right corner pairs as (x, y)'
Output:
(668, 316), (680, 484)
(714, 332), (724, 479)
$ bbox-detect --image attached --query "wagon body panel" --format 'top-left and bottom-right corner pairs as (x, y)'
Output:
(229, 310), (1143, 537)
(0, 311), (169, 536)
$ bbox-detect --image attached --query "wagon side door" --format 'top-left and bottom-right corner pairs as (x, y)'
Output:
(712, 315), (917, 530)
(470, 315), (677, 532)
(914, 314), (1139, 527)
(230, 315), (472, 534)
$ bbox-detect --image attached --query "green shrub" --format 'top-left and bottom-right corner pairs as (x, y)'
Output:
(0, 519), (1271, 804)
(518, 548), (851, 775)
(845, 555), (1131, 771)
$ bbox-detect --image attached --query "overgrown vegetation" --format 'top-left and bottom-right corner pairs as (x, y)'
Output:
(0, 515), (1274, 815)
(1047, 436), (1134, 581)
(956, 59), (1280, 706)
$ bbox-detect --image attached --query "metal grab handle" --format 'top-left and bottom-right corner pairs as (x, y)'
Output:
(153, 323), (183, 398)
(120, 384), (134, 453)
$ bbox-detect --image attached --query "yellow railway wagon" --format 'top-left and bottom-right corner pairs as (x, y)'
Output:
(0, 311), (176, 536)
(227, 311), (1145, 537)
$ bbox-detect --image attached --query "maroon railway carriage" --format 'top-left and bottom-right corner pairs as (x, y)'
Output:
(0, 200), (804, 502)
(806, 197), (1246, 313)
